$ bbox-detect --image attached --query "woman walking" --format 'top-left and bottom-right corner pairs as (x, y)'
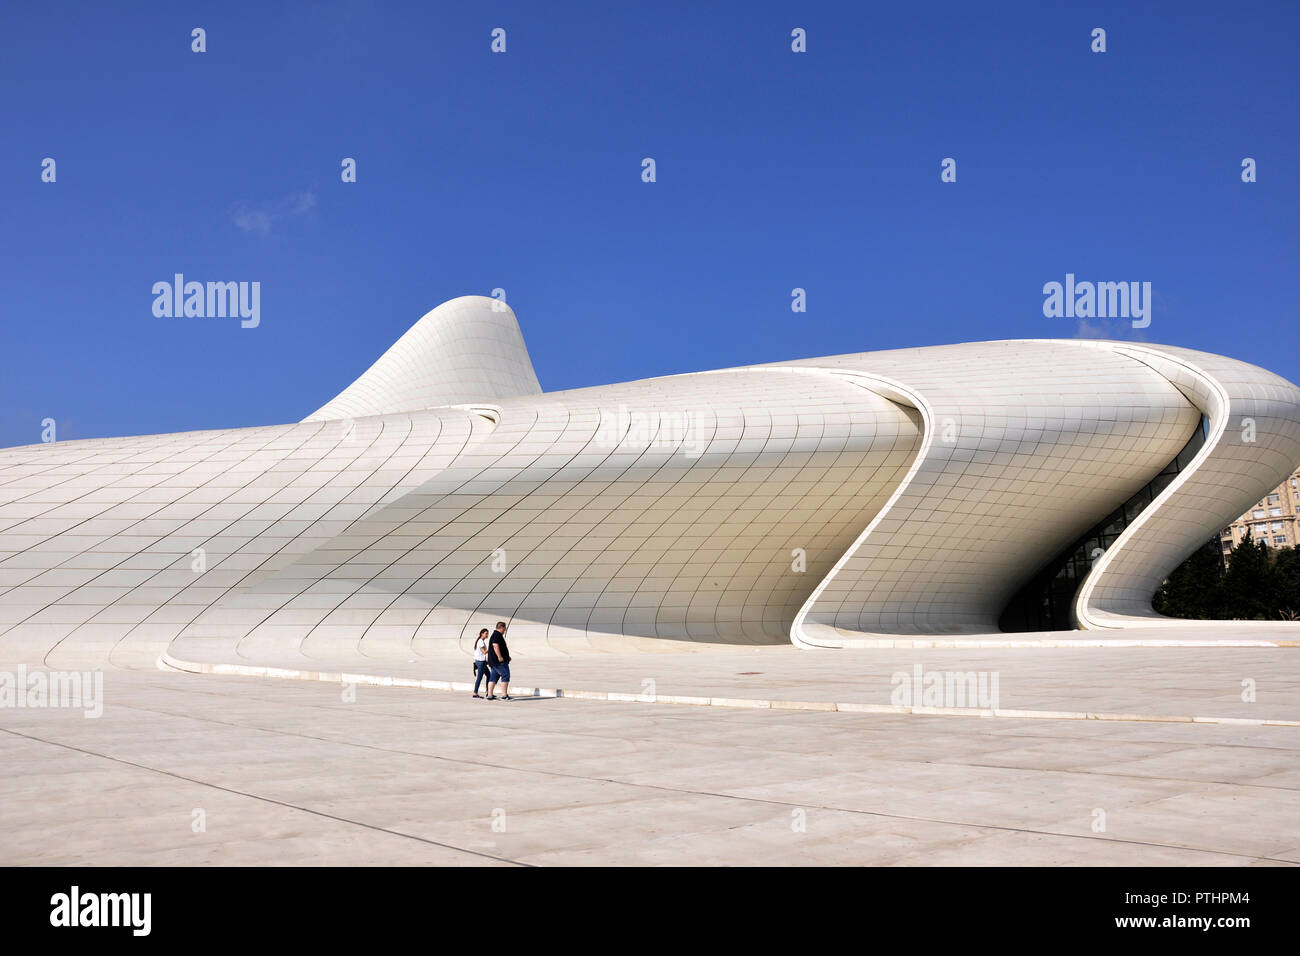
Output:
(472, 628), (491, 698)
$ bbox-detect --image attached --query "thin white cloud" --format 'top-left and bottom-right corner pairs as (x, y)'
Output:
(233, 191), (317, 235)
(289, 191), (317, 215)
(233, 207), (273, 235)
(1074, 318), (1149, 341)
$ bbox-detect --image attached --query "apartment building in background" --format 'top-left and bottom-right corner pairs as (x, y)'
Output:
(1221, 466), (1300, 556)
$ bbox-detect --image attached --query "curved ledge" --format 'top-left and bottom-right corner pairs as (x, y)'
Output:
(1067, 342), (1300, 629)
(787, 369), (934, 649)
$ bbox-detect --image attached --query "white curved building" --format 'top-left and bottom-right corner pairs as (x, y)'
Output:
(2, 295), (1299, 667)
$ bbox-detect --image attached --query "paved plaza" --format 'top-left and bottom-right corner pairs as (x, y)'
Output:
(3, 635), (1297, 866)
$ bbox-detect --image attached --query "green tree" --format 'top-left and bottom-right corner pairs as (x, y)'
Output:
(1218, 531), (1277, 620)
(1155, 533), (1298, 621)
(1154, 538), (1223, 619)
(1270, 546), (1300, 617)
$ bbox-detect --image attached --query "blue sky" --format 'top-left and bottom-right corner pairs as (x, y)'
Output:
(2, 1), (1296, 447)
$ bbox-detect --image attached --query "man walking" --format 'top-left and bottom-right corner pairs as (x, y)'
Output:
(486, 621), (513, 700)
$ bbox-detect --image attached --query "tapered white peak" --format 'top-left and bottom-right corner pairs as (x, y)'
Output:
(303, 295), (542, 421)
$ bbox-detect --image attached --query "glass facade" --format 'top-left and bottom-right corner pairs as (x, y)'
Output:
(999, 416), (1209, 632)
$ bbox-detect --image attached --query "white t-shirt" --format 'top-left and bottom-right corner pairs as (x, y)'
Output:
(474, 637), (489, 662)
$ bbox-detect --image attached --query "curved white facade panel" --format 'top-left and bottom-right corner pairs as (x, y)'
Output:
(3, 296), (1300, 666)
(778, 343), (1202, 643)
(181, 369), (923, 656)
(0, 409), (492, 667)
(1071, 342), (1300, 629)
(303, 295), (542, 422)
